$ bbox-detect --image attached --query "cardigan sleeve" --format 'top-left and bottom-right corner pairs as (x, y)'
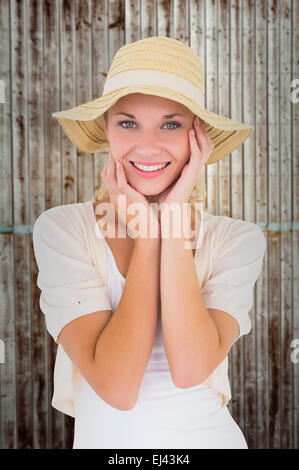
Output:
(201, 219), (266, 340)
(32, 207), (112, 344)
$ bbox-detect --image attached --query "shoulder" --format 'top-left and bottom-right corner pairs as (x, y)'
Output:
(223, 216), (266, 252)
(33, 202), (82, 225)
(200, 211), (266, 255)
(32, 201), (95, 255)
(33, 201), (92, 235)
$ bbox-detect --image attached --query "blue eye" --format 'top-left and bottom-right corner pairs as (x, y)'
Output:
(119, 121), (135, 129)
(165, 122), (181, 130)
(118, 120), (181, 130)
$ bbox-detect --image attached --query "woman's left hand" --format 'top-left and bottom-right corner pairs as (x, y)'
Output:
(157, 116), (214, 206)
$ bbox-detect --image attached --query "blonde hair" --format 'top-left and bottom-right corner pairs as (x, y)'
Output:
(93, 110), (207, 210)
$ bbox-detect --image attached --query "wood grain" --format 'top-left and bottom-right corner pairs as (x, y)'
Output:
(0, 0), (297, 449)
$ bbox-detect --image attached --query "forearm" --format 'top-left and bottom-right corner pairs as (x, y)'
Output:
(94, 238), (161, 408)
(160, 233), (220, 387)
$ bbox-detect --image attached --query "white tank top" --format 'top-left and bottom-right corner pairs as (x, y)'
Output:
(72, 237), (248, 449)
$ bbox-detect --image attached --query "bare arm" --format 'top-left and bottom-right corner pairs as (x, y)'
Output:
(160, 230), (238, 388)
(93, 237), (161, 409)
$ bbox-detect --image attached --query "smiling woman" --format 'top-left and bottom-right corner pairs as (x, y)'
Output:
(32, 36), (266, 450)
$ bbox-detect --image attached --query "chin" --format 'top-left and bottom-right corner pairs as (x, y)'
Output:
(128, 180), (169, 196)
(141, 189), (163, 196)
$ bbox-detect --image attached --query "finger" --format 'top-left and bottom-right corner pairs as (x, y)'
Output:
(195, 118), (214, 150)
(158, 180), (176, 202)
(194, 121), (211, 153)
(101, 156), (108, 179)
(189, 129), (202, 157)
(200, 126), (214, 150)
(117, 164), (139, 200)
(198, 121), (214, 154)
(106, 153), (115, 181)
(190, 124), (213, 161)
(189, 130), (209, 174)
(115, 161), (128, 193)
(102, 151), (113, 177)
(116, 162), (147, 203)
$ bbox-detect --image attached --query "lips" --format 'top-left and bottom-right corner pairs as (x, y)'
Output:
(129, 161), (170, 166)
(129, 161), (171, 178)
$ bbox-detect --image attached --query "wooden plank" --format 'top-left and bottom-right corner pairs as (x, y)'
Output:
(10, 0), (33, 449)
(241, 0), (258, 449)
(61, 0), (77, 207)
(0, 0), (12, 222)
(125, 0), (140, 43)
(27, 0), (48, 449)
(43, 0), (64, 449)
(76, 0), (94, 204)
(292, 0), (299, 451)
(0, 238), (16, 449)
(174, 0), (188, 43)
(217, 1), (230, 219)
(206, 0), (218, 216)
(108, 0), (125, 59)
(230, 0), (245, 434)
(267, 0), (281, 449)
(280, 0), (293, 449)
(255, 0), (269, 449)
(0, 0), (17, 450)
(157, 0), (173, 37)
(141, 0), (156, 38)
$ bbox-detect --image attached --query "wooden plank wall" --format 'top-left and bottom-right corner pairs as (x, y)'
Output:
(0, 0), (298, 449)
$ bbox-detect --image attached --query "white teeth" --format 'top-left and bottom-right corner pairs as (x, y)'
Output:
(132, 162), (169, 171)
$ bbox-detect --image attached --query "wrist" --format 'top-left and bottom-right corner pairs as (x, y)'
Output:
(159, 205), (193, 240)
(134, 236), (161, 251)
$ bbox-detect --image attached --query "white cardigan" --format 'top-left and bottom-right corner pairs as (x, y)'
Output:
(32, 200), (266, 418)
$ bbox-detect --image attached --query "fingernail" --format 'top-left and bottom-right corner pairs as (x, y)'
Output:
(116, 162), (120, 168)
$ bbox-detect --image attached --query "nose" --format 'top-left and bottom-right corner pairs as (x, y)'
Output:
(135, 129), (163, 158)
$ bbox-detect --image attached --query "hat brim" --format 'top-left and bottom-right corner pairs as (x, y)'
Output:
(52, 86), (254, 165)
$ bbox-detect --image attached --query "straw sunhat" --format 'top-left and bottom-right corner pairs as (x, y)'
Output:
(52, 36), (254, 166)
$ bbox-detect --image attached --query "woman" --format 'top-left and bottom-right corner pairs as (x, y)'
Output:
(32, 36), (266, 449)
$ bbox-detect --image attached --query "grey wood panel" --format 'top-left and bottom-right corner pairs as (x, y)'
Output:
(0, 0), (297, 449)
(255, 0), (270, 449)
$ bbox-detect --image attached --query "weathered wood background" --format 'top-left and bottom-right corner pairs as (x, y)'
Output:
(0, 0), (298, 449)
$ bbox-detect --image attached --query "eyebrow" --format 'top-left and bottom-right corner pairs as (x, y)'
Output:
(114, 112), (185, 119)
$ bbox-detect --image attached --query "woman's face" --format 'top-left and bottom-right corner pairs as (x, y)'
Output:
(103, 93), (197, 200)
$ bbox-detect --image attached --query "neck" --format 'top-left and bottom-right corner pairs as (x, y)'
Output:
(145, 194), (160, 204)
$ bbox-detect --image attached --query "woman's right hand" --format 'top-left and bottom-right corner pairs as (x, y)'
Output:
(99, 151), (161, 240)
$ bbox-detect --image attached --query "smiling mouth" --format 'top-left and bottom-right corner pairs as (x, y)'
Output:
(129, 161), (171, 172)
